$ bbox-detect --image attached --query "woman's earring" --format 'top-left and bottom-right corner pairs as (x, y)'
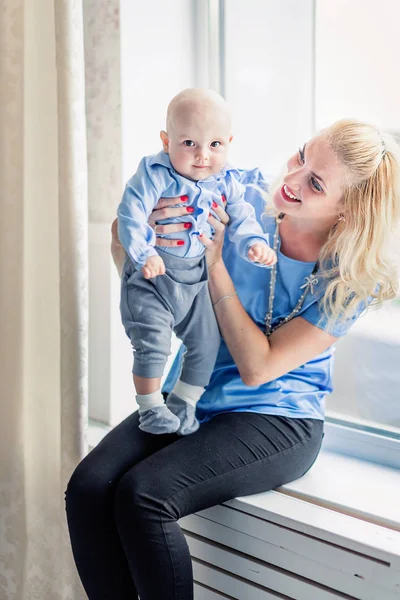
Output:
(337, 213), (346, 223)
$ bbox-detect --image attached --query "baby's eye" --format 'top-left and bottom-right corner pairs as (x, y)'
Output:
(183, 140), (195, 147)
(210, 141), (221, 148)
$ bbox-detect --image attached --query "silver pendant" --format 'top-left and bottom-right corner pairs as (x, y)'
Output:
(300, 274), (319, 295)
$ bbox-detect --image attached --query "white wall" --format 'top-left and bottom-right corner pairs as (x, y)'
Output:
(84, 0), (121, 224)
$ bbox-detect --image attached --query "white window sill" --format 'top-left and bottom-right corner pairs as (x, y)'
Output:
(88, 419), (116, 449)
(277, 449), (400, 532)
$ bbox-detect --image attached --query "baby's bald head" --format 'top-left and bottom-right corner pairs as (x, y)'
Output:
(160, 88), (233, 181)
(166, 88), (232, 135)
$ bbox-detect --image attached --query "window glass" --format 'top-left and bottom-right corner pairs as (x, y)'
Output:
(224, 0), (400, 435)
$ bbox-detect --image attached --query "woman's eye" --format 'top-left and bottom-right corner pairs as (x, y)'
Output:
(210, 141), (221, 148)
(184, 140), (195, 147)
(311, 177), (323, 192)
(297, 146), (322, 192)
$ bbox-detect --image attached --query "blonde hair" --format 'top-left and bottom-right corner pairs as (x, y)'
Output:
(319, 120), (400, 328)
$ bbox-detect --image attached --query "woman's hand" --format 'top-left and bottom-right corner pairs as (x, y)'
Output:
(150, 195), (194, 247)
(111, 196), (192, 276)
(111, 194), (229, 276)
(199, 197), (229, 272)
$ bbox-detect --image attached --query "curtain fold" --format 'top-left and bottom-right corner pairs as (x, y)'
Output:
(0, 1), (88, 598)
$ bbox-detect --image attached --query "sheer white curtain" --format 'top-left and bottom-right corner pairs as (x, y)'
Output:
(0, 1), (88, 598)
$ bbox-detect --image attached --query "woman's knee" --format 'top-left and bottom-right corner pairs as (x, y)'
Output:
(114, 469), (144, 515)
(65, 453), (113, 512)
(114, 466), (176, 523)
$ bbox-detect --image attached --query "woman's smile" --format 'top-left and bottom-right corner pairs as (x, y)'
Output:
(281, 184), (301, 203)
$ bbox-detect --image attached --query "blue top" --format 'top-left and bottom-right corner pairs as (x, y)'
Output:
(117, 151), (270, 267)
(163, 168), (366, 422)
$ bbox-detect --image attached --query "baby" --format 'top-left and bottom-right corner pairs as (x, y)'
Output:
(118, 88), (276, 435)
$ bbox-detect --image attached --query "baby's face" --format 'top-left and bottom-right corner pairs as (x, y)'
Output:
(162, 110), (232, 181)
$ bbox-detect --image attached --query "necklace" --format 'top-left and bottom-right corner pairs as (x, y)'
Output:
(264, 213), (319, 337)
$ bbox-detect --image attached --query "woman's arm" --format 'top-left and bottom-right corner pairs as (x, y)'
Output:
(202, 211), (338, 386)
(111, 218), (127, 277)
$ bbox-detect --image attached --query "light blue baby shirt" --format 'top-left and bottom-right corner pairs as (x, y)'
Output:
(117, 151), (270, 266)
(163, 168), (367, 422)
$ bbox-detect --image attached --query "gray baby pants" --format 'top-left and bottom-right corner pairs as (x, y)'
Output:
(120, 250), (220, 387)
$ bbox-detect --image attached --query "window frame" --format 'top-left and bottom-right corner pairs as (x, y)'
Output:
(323, 419), (400, 470)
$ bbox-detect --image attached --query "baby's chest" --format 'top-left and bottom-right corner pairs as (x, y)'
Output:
(164, 177), (227, 208)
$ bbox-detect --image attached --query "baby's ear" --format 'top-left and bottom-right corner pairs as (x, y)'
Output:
(160, 130), (169, 152)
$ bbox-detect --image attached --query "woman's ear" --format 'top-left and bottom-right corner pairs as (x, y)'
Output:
(160, 130), (169, 152)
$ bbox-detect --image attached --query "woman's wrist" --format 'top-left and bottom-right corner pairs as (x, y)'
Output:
(212, 290), (238, 308)
(208, 259), (237, 305)
(207, 258), (225, 276)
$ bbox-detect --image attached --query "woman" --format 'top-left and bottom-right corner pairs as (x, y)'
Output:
(66, 120), (400, 600)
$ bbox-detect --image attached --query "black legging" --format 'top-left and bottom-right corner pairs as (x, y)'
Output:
(65, 410), (323, 600)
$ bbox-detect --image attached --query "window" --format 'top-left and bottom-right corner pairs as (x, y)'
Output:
(89, 0), (400, 468)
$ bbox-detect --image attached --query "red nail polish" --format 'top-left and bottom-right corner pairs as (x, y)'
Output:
(209, 213), (212, 218)
(221, 195), (226, 203)
(184, 223), (192, 229)
(180, 195), (188, 202)
(177, 240), (185, 246)
(212, 201), (218, 208)
(186, 206), (194, 213)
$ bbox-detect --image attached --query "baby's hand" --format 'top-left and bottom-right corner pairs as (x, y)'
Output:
(142, 255), (166, 279)
(248, 243), (277, 267)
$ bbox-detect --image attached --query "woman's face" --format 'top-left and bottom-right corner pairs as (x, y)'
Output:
(272, 134), (347, 225)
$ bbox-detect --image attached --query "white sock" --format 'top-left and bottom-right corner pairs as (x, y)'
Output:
(171, 380), (205, 408)
(136, 390), (165, 414)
